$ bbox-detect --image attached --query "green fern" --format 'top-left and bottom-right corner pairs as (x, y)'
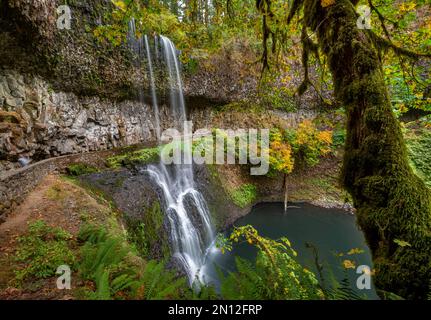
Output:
(111, 273), (137, 293)
(132, 260), (187, 300)
(377, 289), (405, 300)
(95, 270), (112, 300)
(78, 223), (188, 300)
(325, 277), (364, 300)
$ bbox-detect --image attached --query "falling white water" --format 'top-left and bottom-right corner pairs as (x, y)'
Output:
(144, 35), (161, 140)
(160, 35), (187, 123)
(128, 23), (215, 285)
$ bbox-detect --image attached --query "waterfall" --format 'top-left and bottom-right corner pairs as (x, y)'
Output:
(160, 36), (186, 123)
(128, 23), (215, 285)
(144, 35), (161, 140)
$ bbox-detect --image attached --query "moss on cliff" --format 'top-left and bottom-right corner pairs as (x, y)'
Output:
(67, 163), (99, 176)
(125, 200), (170, 260)
(107, 146), (161, 168)
(228, 184), (258, 209)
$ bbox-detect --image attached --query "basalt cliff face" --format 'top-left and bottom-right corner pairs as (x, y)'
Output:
(0, 68), (162, 169)
(0, 0), (265, 170)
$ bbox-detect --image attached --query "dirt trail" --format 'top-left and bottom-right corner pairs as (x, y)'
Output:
(0, 174), (110, 299)
(1, 175), (108, 242)
(0, 175), (60, 243)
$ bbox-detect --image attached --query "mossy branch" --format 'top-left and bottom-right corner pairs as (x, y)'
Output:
(369, 31), (431, 60)
(368, 0), (396, 41)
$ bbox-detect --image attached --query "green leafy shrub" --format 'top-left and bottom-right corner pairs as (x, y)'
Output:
(229, 184), (257, 208)
(14, 220), (76, 283)
(217, 225), (323, 300)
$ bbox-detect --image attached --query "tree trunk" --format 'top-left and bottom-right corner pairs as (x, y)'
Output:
(304, 0), (431, 299)
(204, 0), (209, 26)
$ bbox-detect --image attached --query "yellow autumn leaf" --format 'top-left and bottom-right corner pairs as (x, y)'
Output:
(343, 259), (356, 269)
(317, 130), (333, 145)
(321, 0), (336, 8)
(112, 0), (127, 11)
(347, 248), (365, 255)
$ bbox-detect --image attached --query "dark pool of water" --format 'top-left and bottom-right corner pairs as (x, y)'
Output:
(202, 202), (379, 299)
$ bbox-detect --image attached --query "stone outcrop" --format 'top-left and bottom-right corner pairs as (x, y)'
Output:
(0, 68), (167, 168)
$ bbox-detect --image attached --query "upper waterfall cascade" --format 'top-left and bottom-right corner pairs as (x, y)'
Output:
(128, 21), (215, 285)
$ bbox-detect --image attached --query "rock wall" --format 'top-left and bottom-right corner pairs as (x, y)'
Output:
(0, 148), (123, 222)
(0, 66), (322, 172)
(0, 68), (177, 170)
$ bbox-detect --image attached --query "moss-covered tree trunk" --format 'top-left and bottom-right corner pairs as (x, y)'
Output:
(303, 0), (431, 299)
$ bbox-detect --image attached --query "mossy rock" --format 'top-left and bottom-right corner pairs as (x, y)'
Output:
(107, 146), (161, 168)
(66, 163), (99, 176)
(125, 201), (170, 260)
